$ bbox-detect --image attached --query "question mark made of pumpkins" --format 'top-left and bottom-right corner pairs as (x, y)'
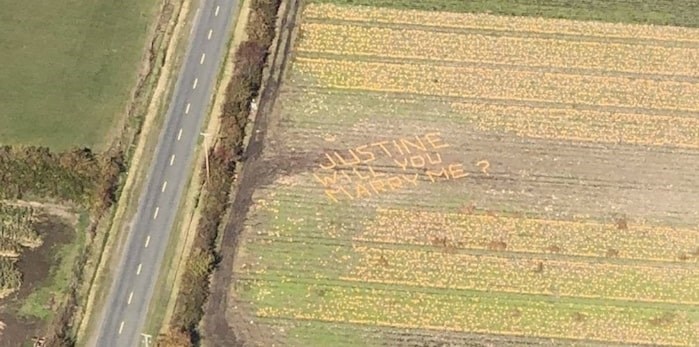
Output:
(476, 160), (490, 176)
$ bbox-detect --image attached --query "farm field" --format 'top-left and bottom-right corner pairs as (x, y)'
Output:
(223, 1), (699, 346)
(308, 0), (699, 28)
(0, 0), (157, 150)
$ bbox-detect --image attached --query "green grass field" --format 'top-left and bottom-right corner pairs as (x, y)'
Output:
(0, 0), (158, 150)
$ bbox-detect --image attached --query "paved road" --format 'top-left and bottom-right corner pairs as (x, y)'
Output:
(89, 1), (239, 346)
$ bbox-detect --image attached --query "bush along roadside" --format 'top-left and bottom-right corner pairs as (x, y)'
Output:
(161, 0), (282, 345)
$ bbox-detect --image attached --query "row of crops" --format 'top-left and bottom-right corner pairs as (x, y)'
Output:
(0, 203), (39, 298)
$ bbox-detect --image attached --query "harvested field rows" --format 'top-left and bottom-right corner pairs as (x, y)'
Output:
(358, 209), (699, 262)
(230, 2), (699, 346)
(302, 3), (699, 43)
(292, 58), (699, 112)
(279, 89), (699, 150)
(297, 23), (699, 77)
(241, 236), (699, 305)
(344, 247), (699, 304)
(257, 316), (628, 347)
(253, 280), (698, 346)
(450, 102), (699, 149)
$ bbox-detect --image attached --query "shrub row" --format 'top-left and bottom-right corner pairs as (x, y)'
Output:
(0, 146), (123, 215)
(161, 0), (282, 345)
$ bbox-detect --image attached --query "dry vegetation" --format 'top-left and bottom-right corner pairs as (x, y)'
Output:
(0, 204), (40, 299)
(223, 2), (699, 346)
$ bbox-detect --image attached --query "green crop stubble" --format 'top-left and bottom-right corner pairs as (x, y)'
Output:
(255, 280), (698, 345)
(346, 247), (699, 304)
(0, 0), (157, 150)
(238, 178), (699, 344)
(236, 183), (376, 330)
(238, 183), (370, 272)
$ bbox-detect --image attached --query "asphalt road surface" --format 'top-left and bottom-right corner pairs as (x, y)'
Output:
(89, 1), (239, 346)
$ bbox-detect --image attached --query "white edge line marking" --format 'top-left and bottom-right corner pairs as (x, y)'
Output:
(215, 5), (220, 16)
(192, 78), (198, 89)
(127, 291), (134, 305)
(145, 235), (151, 248)
(208, 29), (213, 40)
(185, 103), (191, 114)
(118, 321), (125, 334)
(153, 207), (159, 219)
(136, 263), (142, 275)
(170, 155), (175, 166)
(191, 9), (200, 34)
(177, 128), (183, 140)
(161, 181), (167, 192)
(200, 53), (206, 64)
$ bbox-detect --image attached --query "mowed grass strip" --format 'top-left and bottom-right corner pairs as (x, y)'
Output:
(359, 209), (699, 262)
(0, 0), (157, 149)
(343, 247), (699, 304)
(296, 23), (699, 77)
(291, 57), (699, 112)
(251, 280), (699, 345)
(304, 1), (699, 29)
